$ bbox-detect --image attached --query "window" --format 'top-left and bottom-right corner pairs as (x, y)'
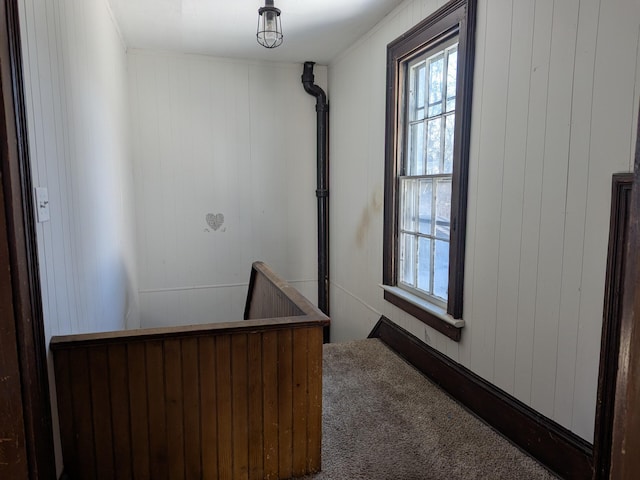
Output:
(382, 0), (476, 341)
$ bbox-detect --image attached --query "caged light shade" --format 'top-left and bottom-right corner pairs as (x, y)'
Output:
(257, 0), (283, 48)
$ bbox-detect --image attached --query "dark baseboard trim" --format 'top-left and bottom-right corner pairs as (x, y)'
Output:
(369, 316), (594, 480)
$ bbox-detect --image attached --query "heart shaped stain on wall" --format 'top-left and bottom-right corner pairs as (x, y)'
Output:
(206, 213), (225, 231)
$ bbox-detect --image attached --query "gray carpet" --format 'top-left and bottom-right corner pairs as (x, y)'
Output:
(305, 339), (558, 480)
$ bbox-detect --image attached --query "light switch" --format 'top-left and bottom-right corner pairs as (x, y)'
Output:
(35, 187), (50, 223)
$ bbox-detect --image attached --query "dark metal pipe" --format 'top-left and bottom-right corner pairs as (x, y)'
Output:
(302, 61), (330, 343)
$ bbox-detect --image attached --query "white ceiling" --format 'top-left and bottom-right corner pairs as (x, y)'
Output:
(107, 0), (405, 64)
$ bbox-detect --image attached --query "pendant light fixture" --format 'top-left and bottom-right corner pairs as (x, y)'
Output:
(257, 0), (283, 49)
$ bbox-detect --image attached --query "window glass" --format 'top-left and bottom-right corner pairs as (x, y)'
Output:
(383, 0), (475, 329)
(398, 40), (458, 305)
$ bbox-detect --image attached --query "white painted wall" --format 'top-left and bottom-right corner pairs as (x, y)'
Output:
(329, 0), (640, 442)
(128, 50), (323, 328)
(18, 0), (138, 472)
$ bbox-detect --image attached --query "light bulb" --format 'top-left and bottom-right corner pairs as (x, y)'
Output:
(265, 11), (276, 43)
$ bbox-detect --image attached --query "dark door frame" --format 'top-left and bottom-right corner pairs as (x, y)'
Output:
(610, 107), (640, 478)
(0, 0), (56, 478)
(593, 173), (633, 479)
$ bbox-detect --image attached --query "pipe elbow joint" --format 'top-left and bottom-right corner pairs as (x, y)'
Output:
(302, 61), (327, 107)
(302, 61), (316, 84)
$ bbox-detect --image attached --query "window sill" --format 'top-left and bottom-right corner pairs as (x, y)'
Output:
(380, 285), (464, 342)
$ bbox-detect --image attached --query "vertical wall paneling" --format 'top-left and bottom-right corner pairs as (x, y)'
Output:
(89, 347), (115, 480)
(262, 331), (279, 479)
(247, 334), (264, 479)
(53, 329), (328, 479)
(164, 339), (185, 479)
(573, 0), (640, 440)
(146, 341), (168, 480)
(553, 0), (601, 430)
(306, 327), (323, 473)
(69, 348), (96, 477)
(18, 0), (138, 471)
(19, 0), (138, 336)
(127, 342), (150, 480)
(216, 335), (233, 478)
(530, 0), (580, 419)
(52, 349), (75, 478)
(513, 0), (554, 406)
(199, 337), (218, 480)
(107, 344), (133, 480)
(52, 305), (327, 478)
(329, 0), (640, 442)
(493, 0), (535, 394)
(292, 328), (309, 477)
(128, 51), (324, 328)
(232, 334), (250, 480)
(182, 338), (201, 480)
(468, 0), (512, 382)
(456, 0), (486, 370)
(277, 329), (293, 479)
(633, 29), (640, 172)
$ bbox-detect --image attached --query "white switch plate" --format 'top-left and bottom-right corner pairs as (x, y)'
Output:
(35, 187), (50, 222)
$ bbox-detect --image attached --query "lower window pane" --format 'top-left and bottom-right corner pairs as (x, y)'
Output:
(435, 178), (452, 240)
(417, 237), (432, 293)
(400, 179), (417, 232)
(408, 123), (425, 175)
(418, 179), (433, 235)
(444, 114), (455, 173)
(426, 118), (442, 174)
(400, 233), (416, 287)
(434, 240), (449, 300)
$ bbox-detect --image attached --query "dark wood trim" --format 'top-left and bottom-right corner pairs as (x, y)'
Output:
(592, 173), (633, 479)
(610, 106), (640, 478)
(0, 107), (29, 480)
(50, 316), (330, 350)
(0, 1), (56, 478)
(243, 261), (259, 319)
(52, 262), (326, 479)
(383, 290), (461, 341)
(447, 0), (475, 319)
(382, 0), (476, 321)
(369, 316), (594, 480)
(249, 261), (320, 317)
(52, 261), (330, 350)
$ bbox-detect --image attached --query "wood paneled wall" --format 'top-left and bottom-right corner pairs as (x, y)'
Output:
(128, 50), (325, 329)
(18, 0), (139, 336)
(245, 262), (305, 320)
(328, 0), (640, 442)
(51, 263), (329, 480)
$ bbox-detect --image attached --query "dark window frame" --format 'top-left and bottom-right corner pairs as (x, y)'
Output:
(382, 0), (476, 341)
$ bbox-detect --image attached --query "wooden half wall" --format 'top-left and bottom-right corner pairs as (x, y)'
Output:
(51, 262), (329, 480)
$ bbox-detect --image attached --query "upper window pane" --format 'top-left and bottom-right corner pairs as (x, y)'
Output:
(446, 47), (458, 112)
(408, 122), (425, 175)
(427, 53), (444, 117)
(444, 113), (455, 174)
(410, 62), (426, 122)
(426, 117), (442, 174)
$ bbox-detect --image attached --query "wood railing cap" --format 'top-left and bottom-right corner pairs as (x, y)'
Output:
(51, 261), (329, 350)
(50, 315), (329, 350)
